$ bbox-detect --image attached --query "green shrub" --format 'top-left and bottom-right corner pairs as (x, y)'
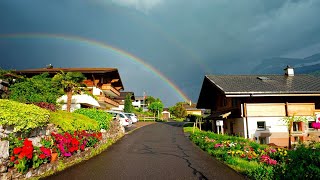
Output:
(246, 163), (274, 180)
(273, 144), (320, 179)
(73, 108), (112, 130)
(9, 73), (63, 104)
(0, 99), (50, 132)
(49, 111), (99, 132)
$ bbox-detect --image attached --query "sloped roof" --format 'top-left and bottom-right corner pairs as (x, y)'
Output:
(16, 67), (117, 74)
(205, 74), (320, 95)
(182, 103), (199, 110)
(15, 67), (124, 90)
(114, 92), (135, 101)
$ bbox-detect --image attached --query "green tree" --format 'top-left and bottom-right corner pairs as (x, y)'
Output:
(145, 96), (156, 106)
(9, 73), (62, 104)
(148, 98), (164, 117)
(124, 93), (133, 113)
(169, 102), (187, 118)
(52, 71), (85, 112)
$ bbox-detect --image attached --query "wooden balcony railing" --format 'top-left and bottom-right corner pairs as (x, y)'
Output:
(101, 84), (120, 97)
(97, 96), (119, 107)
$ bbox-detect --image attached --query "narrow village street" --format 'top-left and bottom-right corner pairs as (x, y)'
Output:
(45, 122), (245, 180)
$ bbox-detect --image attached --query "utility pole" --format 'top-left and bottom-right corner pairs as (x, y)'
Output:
(143, 91), (146, 121)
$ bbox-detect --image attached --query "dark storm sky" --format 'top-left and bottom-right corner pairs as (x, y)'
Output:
(1, 0), (320, 106)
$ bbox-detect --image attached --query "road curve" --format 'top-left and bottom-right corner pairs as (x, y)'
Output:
(45, 122), (245, 180)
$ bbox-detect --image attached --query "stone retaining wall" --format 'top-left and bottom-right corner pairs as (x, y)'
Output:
(0, 119), (124, 180)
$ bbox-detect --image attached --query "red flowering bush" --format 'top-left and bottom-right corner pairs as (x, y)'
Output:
(51, 131), (101, 157)
(10, 139), (34, 173)
(260, 155), (277, 165)
(8, 130), (103, 174)
(33, 102), (56, 112)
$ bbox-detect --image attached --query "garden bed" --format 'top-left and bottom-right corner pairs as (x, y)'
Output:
(184, 126), (320, 180)
(0, 120), (124, 179)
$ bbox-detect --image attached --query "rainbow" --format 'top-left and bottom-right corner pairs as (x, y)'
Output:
(0, 33), (190, 102)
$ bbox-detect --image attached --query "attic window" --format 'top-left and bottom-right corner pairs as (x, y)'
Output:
(257, 77), (270, 80)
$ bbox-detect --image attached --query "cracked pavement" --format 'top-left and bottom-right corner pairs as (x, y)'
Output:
(45, 122), (245, 180)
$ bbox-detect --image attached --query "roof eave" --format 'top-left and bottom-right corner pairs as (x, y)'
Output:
(225, 92), (320, 97)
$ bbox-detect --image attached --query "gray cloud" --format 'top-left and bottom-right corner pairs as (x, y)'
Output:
(108, 0), (164, 13)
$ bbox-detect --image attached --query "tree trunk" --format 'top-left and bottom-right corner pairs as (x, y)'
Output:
(66, 90), (72, 112)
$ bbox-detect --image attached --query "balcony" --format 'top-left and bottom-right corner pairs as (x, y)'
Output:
(97, 95), (119, 108)
(101, 84), (120, 97)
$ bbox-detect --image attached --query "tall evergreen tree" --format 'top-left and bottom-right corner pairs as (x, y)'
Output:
(124, 93), (133, 113)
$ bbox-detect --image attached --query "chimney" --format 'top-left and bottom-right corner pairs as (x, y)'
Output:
(46, 64), (53, 69)
(284, 65), (294, 76)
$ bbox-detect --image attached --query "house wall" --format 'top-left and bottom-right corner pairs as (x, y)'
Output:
(246, 117), (288, 146)
(92, 87), (102, 96)
(224, 118), (245, 137)
(243, 103), (315, 147)
(186, 110), (202, 116)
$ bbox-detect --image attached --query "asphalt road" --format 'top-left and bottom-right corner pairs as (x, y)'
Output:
(45, 122), (245, 180)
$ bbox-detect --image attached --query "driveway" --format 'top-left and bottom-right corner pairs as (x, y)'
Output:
(45, 122), (245, 180)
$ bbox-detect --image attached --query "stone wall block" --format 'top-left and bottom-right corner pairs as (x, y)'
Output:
(39, 127), (47, 136)
(29, 137), (42, 147)
(3, 126), (13, 135)
(0, 165), (7, 173)
(0, 125), (4, 133)
(0, 141), (9, 159)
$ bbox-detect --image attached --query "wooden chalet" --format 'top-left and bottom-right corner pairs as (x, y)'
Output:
(197, 66), (320, 146)
(16, 67), (124, 109)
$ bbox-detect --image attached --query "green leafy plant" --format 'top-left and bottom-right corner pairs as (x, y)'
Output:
(0, 99), (50, 132)
(282, 114), (308, 149)
(41, 136), (54, 148)
(49, 110), (99, 132)
(169, 102), (187, 118)
(9, 73), (63, 104)
(148, 98), (164, 118)
(273, 144), (320, 179)
(73, 108), (113, 130)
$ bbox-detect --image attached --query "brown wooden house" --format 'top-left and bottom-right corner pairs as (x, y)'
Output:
(197, 66), (320, 146)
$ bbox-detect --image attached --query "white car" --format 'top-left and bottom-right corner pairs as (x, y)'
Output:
(106, 111), (132, 127)
(125, 113), (138, 123)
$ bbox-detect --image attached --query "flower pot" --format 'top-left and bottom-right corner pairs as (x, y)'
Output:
(51, 153), (58, 163)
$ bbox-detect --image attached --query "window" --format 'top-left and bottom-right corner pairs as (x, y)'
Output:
(222, 98), (227, 107)
(292, 122), (302, 132)
(232, 98), (238, 107)
(308, 121), (316, 129)
(257, 121), (266, 130)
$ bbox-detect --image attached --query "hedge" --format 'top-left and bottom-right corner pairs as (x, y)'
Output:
(49, 111), (100, 132)
(0, 99), (50, 132)
(73, 108), (113, 130)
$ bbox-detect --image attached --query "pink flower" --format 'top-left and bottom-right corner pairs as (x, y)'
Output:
(260, 155), (277, 165)
(214, 144), (223, 148)
(268, 159), (277, 165)
(312, 122), (320, 129)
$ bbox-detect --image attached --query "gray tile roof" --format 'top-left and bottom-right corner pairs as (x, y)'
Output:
(206, 75), (320, 94)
